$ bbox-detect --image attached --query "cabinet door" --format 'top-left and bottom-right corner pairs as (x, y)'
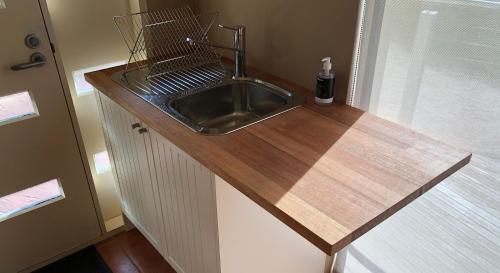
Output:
(96, 92), (162, 249)
(96, 91), (220, 273)
(149, 129), (220, 273)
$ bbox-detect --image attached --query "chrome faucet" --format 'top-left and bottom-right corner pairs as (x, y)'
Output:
(186, 24), (246, 78)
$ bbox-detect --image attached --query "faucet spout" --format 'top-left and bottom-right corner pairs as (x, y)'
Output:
(186, 24), (246, 78)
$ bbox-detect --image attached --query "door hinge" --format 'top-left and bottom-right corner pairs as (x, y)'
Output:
(50, 42), (56, 53)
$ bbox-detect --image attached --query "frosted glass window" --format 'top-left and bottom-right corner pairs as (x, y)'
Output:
(0, 179), (65, 222)
(94, 150), (112, 174)
(0, 91), (38, 126)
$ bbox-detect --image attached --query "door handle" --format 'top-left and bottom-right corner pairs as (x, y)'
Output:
(11, 52), (47, 71)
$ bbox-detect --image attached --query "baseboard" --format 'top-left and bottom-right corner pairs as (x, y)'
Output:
(104, 214), (124, 232)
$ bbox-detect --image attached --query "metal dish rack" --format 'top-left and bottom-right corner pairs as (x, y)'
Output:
(113, 6), (230, 97)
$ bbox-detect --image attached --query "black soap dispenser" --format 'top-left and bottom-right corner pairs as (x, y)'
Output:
(315, 57), (335, 105)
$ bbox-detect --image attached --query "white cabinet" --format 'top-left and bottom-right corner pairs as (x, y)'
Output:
(96, 93), (162, 249)
(96, 92), (220, 273)
(96, 91), (330, 273)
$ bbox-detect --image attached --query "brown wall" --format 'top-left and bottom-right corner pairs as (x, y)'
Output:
(196, 0), (360, 102)
(141, 0), (197, 12)
(134, 0), (359, 101)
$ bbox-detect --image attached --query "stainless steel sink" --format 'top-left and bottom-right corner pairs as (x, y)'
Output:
(166, 78), (305, 134)
(112, 9), (305, 135)
(112, 68), (306, 135)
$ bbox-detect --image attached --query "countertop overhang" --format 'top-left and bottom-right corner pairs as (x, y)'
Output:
(86, 65), (471, 255)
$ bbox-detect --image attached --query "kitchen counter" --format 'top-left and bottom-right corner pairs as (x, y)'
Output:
(86, 65), (471, 256)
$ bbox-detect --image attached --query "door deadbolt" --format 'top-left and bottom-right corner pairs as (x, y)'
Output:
(25, 34), (41, 49)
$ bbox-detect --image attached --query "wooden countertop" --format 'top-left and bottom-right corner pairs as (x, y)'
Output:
(86, 65), (471, 255)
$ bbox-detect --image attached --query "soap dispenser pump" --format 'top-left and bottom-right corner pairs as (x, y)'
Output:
(315, 57), (335, 105)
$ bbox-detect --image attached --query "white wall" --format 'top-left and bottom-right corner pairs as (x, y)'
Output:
(215, 176), (327, 273)
(46, 0), (132, 224)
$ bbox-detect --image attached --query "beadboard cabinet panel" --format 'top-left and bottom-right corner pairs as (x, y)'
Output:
(96, 91), (220, 273)
(97, 93), (162, 248)
(149, 129), (220, 273)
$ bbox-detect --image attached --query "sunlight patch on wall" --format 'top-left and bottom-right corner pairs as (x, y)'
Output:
(73, 60), (127, 96)
(94, 150), (112, 174)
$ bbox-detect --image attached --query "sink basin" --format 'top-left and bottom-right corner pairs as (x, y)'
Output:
(112, 68), (306, 135)
(167, 78), (305, 134)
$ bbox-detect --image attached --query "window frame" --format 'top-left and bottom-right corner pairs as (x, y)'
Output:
(347, 0), (387, 110)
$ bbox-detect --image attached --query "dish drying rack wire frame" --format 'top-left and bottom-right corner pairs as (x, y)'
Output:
(113, 6), (227, 89)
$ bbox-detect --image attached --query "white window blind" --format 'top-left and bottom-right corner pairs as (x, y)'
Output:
(351, 0), (500, 160)
(339, 1), (500, 272)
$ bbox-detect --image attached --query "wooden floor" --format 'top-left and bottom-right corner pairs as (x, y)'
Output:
(96, 229), (176, 273)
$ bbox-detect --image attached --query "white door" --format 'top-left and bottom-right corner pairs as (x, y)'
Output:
(0, 0), (101, 272)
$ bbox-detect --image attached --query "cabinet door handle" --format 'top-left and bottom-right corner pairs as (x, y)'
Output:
(138, 128), (148, 134)
(131, 123), (141, 129)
